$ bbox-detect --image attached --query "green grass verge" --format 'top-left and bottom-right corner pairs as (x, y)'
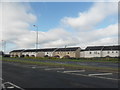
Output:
(5, 57), (119, 63)
(3, 59), (118, 73)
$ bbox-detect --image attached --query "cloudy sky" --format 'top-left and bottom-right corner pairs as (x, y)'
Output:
(0, 1), (118, 53)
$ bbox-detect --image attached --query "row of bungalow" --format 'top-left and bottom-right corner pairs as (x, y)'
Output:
(9, 45), (120, 58)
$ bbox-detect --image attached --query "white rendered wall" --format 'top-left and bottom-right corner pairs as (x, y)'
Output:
(45, 52), (52, 57)
(81, 50), (119, 58)
(84, 51), (101, 58)
(102, 50), (119, 57)
(80, 51), (85, 58)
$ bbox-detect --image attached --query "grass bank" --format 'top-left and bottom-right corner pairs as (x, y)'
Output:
(2, 59), (118, 73)
(4, 57), (119, 63)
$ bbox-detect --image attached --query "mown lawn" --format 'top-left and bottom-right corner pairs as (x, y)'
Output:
(10, 57), (119, 63)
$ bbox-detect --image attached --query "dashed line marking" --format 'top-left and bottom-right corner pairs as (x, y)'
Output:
(90, 76), (119, 81)
(31, 67), (36, 69)
(7, 86), (14, 89)
(63, 70), (85, 73)
(58, 71), (119, 81)
(88, 73), (113, 76)
(71, 73), (119, 81)
(44, 68), (64, 70)
(34, 66), (48, 68)
(3, 82), (24, 90)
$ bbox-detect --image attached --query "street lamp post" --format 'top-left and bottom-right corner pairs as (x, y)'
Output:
(2, 40), (6, 54)
(33, 25), (39, 57)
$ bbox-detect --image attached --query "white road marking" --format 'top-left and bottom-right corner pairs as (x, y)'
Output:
(3, 82), (24, 90)
(91, 75), (119, 81)
(7, 86), (14, 89)
(0, 77), (3, 80)
(44, 68), (64, 70)
(34, 66), (48, 68)
(59, 71), (119, 81)
(1, 84), (6, 89)
(71, 73), (119, 81)
(88, 73), (113, 76)
(32, 67), (36, 69)
(63, 70), (85, 73)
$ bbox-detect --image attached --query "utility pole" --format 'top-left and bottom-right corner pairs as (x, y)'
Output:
(33, 25), (39, 57)
(33, 25), (38, 49)
(101, 46), (104, 57)
(65, 45), (67, 56)
(2, 40), (6, 54)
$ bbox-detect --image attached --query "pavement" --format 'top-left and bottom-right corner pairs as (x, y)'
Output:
(1, 61), (119, 89)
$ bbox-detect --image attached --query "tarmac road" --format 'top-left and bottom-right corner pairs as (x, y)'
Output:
(1, 61), (119, 89)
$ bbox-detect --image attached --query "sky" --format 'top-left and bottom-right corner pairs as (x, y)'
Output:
(0, 1), (118, 53)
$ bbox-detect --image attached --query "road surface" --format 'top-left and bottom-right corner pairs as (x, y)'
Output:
(1, 61), (119, 89)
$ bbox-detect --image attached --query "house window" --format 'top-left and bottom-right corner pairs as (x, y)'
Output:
(58, 52), (59, 54)
(47, 52), (48, 54)
(68, 52), (69, 54)
(116, 51), (118, 53)
(112, 51), (114, 53)
(107, 51), (110, 54)
(89, 52), (92, 54)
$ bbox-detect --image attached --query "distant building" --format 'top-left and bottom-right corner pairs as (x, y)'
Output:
(81, 45), (120, 58)
(9, 49), (25, 57)
(10, 47), (80, 58)
(9, 45), (120, 58)
(52, 47), (80, 58)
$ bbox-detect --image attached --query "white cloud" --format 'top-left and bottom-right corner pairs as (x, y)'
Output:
(0, 2), (37, 50)
(89, 37), (118, 46)
(77, 23), (118, 47)
(60, 2), (118, 48)
(34, 28), (80, 48)
(0, 2), (80, 52)
(0, 2), (118, 53)
(61, 2), (118, 31)
(78, 23), (118, 41)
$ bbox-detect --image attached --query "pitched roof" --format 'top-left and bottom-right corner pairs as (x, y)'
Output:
(103, 45), (120, 50)
(23, 48), (57, 52)
(80, 49), (86, 51)
(55, 47), (80, 51)
(85, 45), (120, 51)
(85, 46), (103, 51)
(10, 47), (80, 53)
(10, 49), (25, 53)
